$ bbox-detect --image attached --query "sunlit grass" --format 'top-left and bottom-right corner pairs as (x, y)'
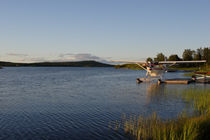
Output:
(197, 65), (210, 72)
(170, 67), (199, 71)
(183, 89), (210, 115)
(112, 89), (210, 140)
(183, 72), (194, 77)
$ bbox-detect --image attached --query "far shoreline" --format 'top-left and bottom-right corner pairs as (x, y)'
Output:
(0, 60), (114, 67)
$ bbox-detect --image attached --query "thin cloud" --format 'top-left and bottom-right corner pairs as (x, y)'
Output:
(7, 53), (28, 57)
(58, 53), (74, 58)
(71, 53), (101, 61)
(18, 57), (47, 63)
(29, 57), (48, 62)
(55, 53), (113, 64)
(58, 53), (103, 61)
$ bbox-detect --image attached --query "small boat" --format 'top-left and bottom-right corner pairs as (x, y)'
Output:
(196, 79), (210, 84)
(193, 72), (210, 84)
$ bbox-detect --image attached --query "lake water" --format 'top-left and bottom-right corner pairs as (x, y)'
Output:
(0, 67), (209, 140)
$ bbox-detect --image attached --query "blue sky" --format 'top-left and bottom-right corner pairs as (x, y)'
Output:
(0, 0), (210, 62)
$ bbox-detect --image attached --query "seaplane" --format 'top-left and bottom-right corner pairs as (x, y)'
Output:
(113, 60), (207, 84)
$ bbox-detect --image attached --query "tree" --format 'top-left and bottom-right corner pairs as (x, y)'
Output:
(154, 53), (165, 62)
(168, 54), (181, 61)
(182, 49), (193, 61)
(194, 48), (202, 60)
(201, 47), (210, 64)
(146, 57), (153, 63)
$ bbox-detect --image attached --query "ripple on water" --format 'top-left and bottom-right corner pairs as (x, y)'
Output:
(0, 67), (209, 139)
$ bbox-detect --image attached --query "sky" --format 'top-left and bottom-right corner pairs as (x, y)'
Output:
(0, 0), (210, 63)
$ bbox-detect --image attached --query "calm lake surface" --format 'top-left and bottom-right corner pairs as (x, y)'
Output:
(0, 67), (209, 140)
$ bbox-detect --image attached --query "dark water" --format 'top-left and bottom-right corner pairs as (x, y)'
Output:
(0, 67), (209, 140)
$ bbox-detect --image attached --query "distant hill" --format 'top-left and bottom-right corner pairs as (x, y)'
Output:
(0, 60), (114, 67)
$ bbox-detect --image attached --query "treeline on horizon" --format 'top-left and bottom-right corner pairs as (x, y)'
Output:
(147, 47), (210, 67)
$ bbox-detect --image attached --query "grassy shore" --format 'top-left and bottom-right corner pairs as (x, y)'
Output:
(113, 89), (210, 140)
(184, 65), (210, 77)
(197, 66), (210, 73)
(170, 67), (199, 71)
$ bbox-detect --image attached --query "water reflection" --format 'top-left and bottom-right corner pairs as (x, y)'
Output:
(145, 83), (167, 104)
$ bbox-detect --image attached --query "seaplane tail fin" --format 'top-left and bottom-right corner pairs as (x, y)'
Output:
(159, 60), (206, 64)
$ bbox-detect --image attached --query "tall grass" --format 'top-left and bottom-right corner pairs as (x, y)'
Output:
(113, 89), (210, 140)
(183, 89), (210, 115)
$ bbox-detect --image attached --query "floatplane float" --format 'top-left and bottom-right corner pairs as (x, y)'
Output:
(113, 60), (208, 84)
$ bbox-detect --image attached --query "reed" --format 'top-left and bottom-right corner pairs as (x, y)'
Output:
(113, 89), (210, 140)
(182, 89), (210, 115)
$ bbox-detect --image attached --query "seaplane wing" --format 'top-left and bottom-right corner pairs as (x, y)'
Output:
(159, 60), (206, 64)
(111, 60), (146, 64)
